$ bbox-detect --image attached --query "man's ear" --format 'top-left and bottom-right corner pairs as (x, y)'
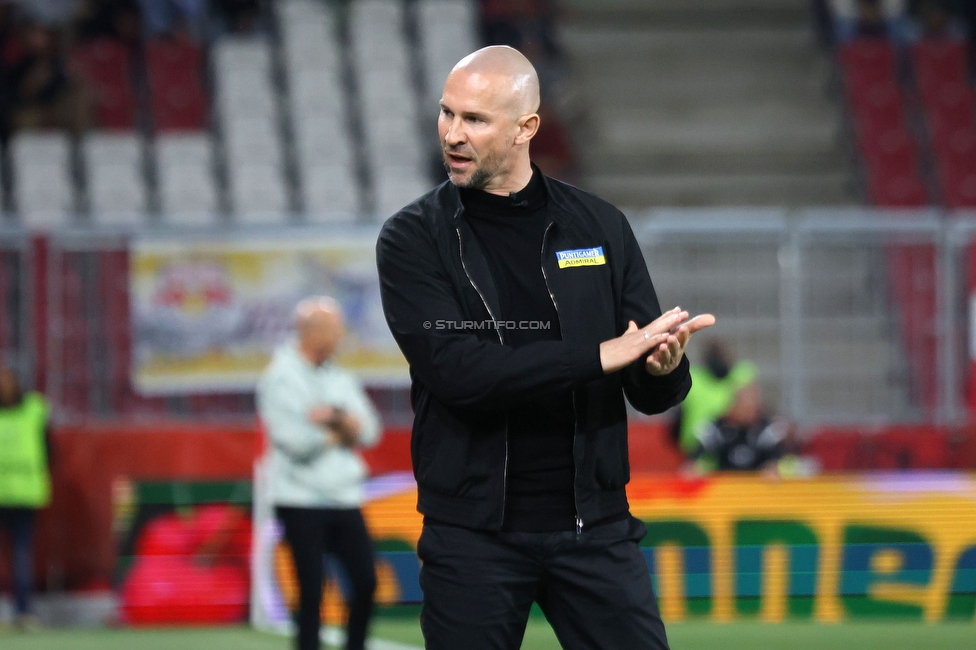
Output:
(514, 113), (540, 145)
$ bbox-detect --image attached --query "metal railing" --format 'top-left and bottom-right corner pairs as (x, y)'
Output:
(1, 208), (974, 427)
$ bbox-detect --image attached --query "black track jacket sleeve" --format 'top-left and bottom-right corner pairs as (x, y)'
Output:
(614, 213), (692, 415)
(376, 214), (605, 411)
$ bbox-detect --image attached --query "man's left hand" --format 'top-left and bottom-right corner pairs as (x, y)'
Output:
(645, 313), (716, 376)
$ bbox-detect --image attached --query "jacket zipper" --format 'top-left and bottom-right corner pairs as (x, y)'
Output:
(540, 221), (584, 537)
(456, 226), (509, 527)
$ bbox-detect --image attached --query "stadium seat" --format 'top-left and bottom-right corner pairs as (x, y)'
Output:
(279, 3), (340, 75)
(293, 116), (354, 169)
(213, 37), (272, 75)
(227, 164), (289, 221)
(911, 40), (968, 94)
(838, 39), (897, 86)
(83, 132), (148, 225)
(216, 68), (277, 121)
(417, 0), (478, 109)
(146, 37), (208, 131)
(289, 69), (344, 120)
(941, 168), (976, 208)
(156, 133), (219, 221)
(301, 164), (360, 218)
(224, 117), (283, 168)
(70, 39), (136, 129)
(847, 80), (906, 128)
(921, 82), (976, 148)
(373, 169), (431, 219)
(10, 131), (75, 228)
(866, 168), (928, 207)
(860, 128), (920, 176)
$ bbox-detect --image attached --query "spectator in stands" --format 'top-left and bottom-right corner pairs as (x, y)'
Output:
(210, 0), (260, 35)
(5, 21), (92, 133)
(855, 0), (890, 38)
(687, 382), (792, 473)
(257, 297), (381, 650)
(832, 0), (915, 43)
(0, 367), (52, 632)
(74, 0), (142, 45)
(909, 0), (967, 40)
(9, 0), (80, 27)
(137, 0), (205, 40)
(672, 338), (758, 455)
(0, 2), (19, 142)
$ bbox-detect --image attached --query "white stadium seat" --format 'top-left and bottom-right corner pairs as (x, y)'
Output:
(418, 0), (478, 107)
(302, 164), (360, 218)
(156, 133), (219, 222)
(11, 131), (74, 229)
(83, 131), (147, 225)
(228, 164), (289, 221)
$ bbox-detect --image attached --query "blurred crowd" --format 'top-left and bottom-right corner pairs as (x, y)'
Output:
(478, 0), (575, 181)
(0, 0), (259, 142)
(814, 0), (976, 46)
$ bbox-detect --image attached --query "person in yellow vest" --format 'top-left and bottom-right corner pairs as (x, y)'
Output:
(0, 367), (51, 631)
(672, 339), (758, 455)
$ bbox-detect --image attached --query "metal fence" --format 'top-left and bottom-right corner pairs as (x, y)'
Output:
(2, 208), (974, 427)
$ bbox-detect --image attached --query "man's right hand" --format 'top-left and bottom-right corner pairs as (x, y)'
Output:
(600, 308), (689, 374)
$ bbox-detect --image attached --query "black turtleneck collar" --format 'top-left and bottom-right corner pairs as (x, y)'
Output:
(459, 166), (546, 220)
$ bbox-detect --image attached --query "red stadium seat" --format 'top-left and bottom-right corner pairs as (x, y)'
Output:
(860, 127), (919, 175)
(911, 40), (968, 94)
(942, 168), (976, 208)
(920, 81), (975, 144)
(867, 168), (928, 207)
(848, 81), (907, 136)
(146, 37), (208, 132)
(70, 39), (135, 129)
(839, 39), (897, 90)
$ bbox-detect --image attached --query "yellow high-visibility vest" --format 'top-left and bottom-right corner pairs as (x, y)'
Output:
(0, 392), (51, 508)
(679, 361), (758, 453)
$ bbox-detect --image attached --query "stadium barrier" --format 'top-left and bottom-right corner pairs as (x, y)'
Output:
(253, 471), (976, 627)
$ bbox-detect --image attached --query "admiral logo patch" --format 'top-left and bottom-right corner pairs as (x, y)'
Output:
(556, 246), (606, 268)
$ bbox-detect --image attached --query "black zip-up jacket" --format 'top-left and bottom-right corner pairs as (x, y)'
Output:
(376, 174), (691, 532)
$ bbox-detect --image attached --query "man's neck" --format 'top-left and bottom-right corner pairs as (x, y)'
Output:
(482, 160), (534, 196)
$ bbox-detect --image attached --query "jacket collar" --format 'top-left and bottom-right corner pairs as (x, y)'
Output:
(446, 164), (578, 227)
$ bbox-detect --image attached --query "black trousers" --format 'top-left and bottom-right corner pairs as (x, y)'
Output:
(418, 515), (669, 650)
(276, 506), (377, 650)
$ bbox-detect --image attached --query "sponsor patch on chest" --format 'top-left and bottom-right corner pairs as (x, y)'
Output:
(556, 246), (606, 268)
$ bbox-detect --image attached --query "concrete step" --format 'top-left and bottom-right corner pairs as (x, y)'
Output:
(559, 0), (812, 29)
(584, 171), (856, 208)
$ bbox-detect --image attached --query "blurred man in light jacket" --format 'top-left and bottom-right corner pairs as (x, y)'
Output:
(257, 296), (381, 650)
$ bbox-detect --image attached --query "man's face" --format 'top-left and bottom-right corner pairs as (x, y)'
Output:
(301, 314), (344, 365)
(438, 70), (519, 190)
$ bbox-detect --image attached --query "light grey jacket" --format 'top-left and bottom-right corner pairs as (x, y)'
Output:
(257, 341), (381, 508)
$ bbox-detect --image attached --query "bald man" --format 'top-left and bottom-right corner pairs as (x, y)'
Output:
(257, 297), (382, 650)
(376, 47), (713, 649)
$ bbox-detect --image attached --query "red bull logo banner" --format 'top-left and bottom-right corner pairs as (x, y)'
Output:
(252, 470), (976, 630)
(130, 233), (408, 394)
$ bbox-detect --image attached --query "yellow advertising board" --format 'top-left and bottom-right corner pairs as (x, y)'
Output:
(253, 472), (976, 628)
(130, 234), (409, 393)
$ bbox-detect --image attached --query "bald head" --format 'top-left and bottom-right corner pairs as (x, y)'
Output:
(294, 296), (344, 365)
(451, 46), (540, 118)
(438, 46), (542, 194)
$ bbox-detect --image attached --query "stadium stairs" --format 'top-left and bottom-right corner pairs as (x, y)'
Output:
(558, 0), (857, 208)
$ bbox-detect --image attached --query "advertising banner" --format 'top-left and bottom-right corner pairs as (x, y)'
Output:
(130, 233), (407, 394)
(252, 471), (976, 630)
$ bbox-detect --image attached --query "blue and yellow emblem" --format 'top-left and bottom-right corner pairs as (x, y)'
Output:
(556, 246), (606, 268)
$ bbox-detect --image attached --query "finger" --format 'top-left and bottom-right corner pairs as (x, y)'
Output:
(646, 310), (689, 337)
(683, 313), (716, 334)
(645, 354), (662, 374)
(652, 342), (672, 369)
(626, 320), (638, 333)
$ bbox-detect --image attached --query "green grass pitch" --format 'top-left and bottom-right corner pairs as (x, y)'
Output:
(2, 618), (974, 650)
